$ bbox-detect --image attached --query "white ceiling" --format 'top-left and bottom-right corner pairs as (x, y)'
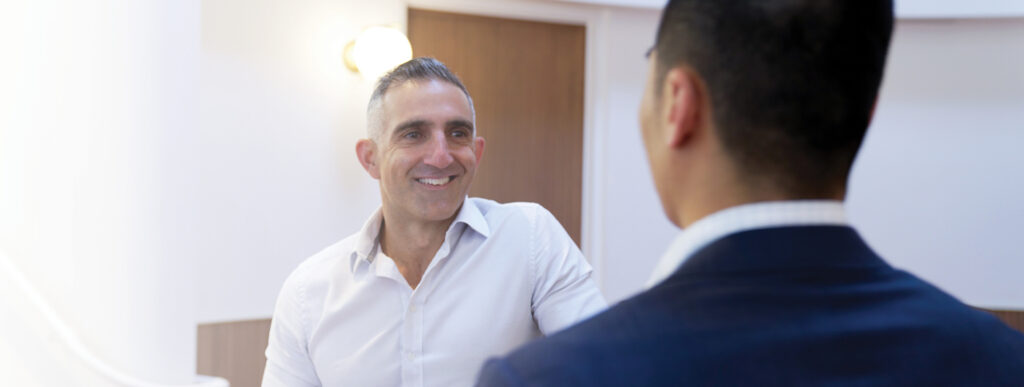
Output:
(548, 0), (662, 10)
(546, 0), (1024, 18)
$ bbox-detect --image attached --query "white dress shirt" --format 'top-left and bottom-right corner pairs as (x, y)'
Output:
(262, 198), (607, 387)
(646, 200), (849, 287)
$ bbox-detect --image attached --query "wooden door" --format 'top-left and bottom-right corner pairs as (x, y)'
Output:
(408, 9), (586, 246)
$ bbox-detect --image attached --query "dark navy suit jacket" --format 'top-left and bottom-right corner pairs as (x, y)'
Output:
(477, 226), (1024, 386)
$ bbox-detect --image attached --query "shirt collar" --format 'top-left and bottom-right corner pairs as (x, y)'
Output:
(349, 197), (492, 269)
(455, 197), (491, 239)
(351, 207), (385, 266)
(645, 200), (848, 288)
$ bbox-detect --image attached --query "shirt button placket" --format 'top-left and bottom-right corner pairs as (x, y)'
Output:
(401, 295), (424, 387)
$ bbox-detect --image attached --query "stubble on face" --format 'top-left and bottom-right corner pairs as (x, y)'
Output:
(375, 80), (482, 226)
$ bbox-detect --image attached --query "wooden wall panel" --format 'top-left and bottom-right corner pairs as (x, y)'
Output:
(408, 9), (586, 246)
(197, 319), (272, 387)
(981, 308), (1024, 334)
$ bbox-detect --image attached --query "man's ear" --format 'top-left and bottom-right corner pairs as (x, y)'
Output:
(662, 67), (702, 149)
(473, 136), (485, 164)
(355, 139), (381, 179)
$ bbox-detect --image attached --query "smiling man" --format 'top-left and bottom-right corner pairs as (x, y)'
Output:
(261, 57), (606, 387)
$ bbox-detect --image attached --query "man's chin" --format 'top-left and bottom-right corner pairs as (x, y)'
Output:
(416, 199), (465, 222)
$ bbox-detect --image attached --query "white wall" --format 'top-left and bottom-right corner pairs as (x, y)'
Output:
(847, 18), (1024, 310)
(196, 0), (401, 323)
(896, 0), (1024, 19)
(0, 0), (200, 384)
(551, 0), (1024, 19)
(1, 0), (405, 382)
(593, 15), (1024, 309)
(595, 8), (677, 303)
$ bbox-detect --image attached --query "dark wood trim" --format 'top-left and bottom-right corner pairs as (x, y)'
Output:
(978, 308), (1024, 334)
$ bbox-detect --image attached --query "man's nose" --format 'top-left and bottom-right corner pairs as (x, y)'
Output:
(423, 134), (454, 168)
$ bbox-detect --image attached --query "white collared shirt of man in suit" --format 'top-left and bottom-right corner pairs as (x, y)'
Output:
(647, 200), (848, 287)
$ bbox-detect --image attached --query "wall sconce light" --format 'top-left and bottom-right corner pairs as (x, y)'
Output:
(344, 26), (413, 80)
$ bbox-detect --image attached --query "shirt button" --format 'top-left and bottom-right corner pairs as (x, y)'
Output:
(406, 351), (416, 361)
(409, 304), (417, 313)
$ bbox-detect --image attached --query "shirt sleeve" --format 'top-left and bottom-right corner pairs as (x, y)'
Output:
(528, 204), (608, 334)
(262, 267), (321, 387)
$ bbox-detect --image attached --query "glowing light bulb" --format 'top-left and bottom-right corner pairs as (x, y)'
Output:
(344, 26), (413, 80)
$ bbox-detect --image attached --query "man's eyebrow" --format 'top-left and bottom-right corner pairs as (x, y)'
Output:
(446, 119), (474, 130)
(392, 119), (429, 134)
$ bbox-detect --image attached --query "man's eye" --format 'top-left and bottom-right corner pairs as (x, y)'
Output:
(451, 129), (469, 137)
(403, 131), (421, 139)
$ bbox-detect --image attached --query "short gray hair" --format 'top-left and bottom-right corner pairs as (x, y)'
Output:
(366, 57), (475, 141)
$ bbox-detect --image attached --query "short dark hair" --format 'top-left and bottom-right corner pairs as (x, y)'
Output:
(654, 0), (894, 196)
(366, 57), (475, 140)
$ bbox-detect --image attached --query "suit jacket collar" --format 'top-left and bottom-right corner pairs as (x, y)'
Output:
(670, 225), (890, 278)
(648, 201), (848, 287)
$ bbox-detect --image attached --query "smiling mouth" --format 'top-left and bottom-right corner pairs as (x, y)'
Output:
(416, 176), (455, 186)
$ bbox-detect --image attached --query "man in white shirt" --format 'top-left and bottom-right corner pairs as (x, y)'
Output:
(262, 57), (607, 387)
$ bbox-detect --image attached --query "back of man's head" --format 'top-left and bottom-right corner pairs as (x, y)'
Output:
(366, 57), (475, 141)
(654, 0), (894, 197)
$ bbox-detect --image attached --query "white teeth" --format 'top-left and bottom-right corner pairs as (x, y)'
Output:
(417, 177), (451, 186)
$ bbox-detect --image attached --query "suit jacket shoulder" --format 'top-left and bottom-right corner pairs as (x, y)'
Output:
(478, 226), (1024, 386)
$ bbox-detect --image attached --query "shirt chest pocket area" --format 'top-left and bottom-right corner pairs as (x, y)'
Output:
(420, 272), (540, 358)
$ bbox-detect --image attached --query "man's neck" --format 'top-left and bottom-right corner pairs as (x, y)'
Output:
(672, 159), (844, 228)
(677, 181), (845, 228)
(378, 208), (457, 289)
